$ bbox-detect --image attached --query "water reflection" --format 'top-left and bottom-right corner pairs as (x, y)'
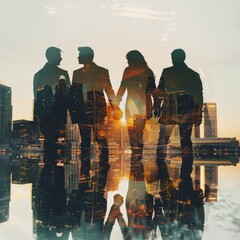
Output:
(0, 153), (11, 223)
(0, 147), (239, 239)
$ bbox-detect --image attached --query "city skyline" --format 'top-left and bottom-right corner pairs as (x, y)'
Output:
(2, 150), (236, 239)
(1, 80), (239, 142)
(1, 1), (240, 236)
(0, 1), (239, 138)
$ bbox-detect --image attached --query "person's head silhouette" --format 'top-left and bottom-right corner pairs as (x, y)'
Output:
(45, 47), (62, 65)
(171, 48), (186, 66)
(126, 50), (147, 67)
(78, 46), (94, 64)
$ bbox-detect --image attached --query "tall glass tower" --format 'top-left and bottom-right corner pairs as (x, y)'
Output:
(0, 84), (12, 145)
(203, 102), (217, 138)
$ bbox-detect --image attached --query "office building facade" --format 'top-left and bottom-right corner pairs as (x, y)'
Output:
(203, 103), (217, 138)
(0, 84), (12, 145)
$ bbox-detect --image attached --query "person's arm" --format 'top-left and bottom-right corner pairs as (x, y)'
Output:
(64, 71), (71, 86)
(153, 70), (166, 117)
(72, 70), (77, 84)
(116, 212), (128, 238)
(103, 70), (123, 120)
(116, 69), (128, 106)
(104, 70), (116, 106)
(193, 73), (203, 126)
(146, 69), (156, 95)
(103, 194), (126, 240)
(33, 74), (39, 102)
(68, 72), (87, 124)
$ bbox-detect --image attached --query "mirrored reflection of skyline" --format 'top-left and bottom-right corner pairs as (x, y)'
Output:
(1, 85), (240, 239)
(1, 57), (240, 239)
(0, 144), (239, 239)
(0, 2), (240, 239)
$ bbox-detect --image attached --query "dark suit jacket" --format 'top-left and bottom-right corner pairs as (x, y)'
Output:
(33, 63), (70, 101)
(156, 63), (203, 124)
(72, 62), (115, 101)
(159, 63), (203, 109)
(72, 62), (115, 123)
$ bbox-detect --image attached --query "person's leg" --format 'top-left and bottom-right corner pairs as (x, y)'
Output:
(179, 123), (193, 180)
(128, 117), (146, 181)
(95, 123), (110, 190)
(156, 124), (174, 180)
(95, 123), (110, 173)
(79, 124), (91, 177)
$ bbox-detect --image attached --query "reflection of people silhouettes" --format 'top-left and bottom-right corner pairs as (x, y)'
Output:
(34, 163), (68, 239)
(154, 49), (203, 180)
(72, 46), (116, 190)
(151, 165), (204, 240)
(81, 191), (107, 239)
(103, 194), (127, 240)
(116, 50), (156, 168)
(178, 177), (205, 240)
(126, 180), (153, 240)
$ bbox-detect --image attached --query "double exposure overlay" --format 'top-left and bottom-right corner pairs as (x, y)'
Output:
(0, 1), (240, 240)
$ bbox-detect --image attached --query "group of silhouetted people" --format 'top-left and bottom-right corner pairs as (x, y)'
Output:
(34, 47), (203, 184)
(33, 46), (203, 240)
(33, 46), (203, 184)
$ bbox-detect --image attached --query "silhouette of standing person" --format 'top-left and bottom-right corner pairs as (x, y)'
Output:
(72, 46), (116, 189)
(116, 50), (156, 164)
(154, 49), (203, 180)
(33, 47), (70, 166)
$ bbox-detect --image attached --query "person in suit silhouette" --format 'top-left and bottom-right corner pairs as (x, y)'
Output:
(154, 49), (203, 180)
(33, 47), (70, 166)
(72, 46), (116, 187)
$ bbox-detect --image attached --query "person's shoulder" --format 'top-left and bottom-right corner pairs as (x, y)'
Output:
(94, 63), (108, 73)
(124, 66), (130, 72)
(57, 66), (69, 75)
(162, 66), (175, 74)
(73, 67), (84, 74)
(93, 64), (109, 80)
(122, 67), (131, 79)
(33, 69), (47, 88)
(34, 66), (45, 79)
(146, 67), (154, 75)
(163, 65), (175, 71)
(186, 66), (200, 78)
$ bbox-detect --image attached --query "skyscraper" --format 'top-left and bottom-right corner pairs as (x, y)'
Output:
(203, 103), (217, 138)
(12, 119), (37, 147)
(0, 84), (12, 145)
(0, 154), (11, 223)
(204, 165), (218, 202)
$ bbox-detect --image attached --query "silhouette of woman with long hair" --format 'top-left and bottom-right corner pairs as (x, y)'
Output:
(116, 50), (156, 164)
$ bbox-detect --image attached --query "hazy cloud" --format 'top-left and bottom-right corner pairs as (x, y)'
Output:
(45, 6), (58, 15)
(0, 54), (11, 60)
(160, 23), (176, 41)
(64, 4), (74, 9)
(110, 3), (175, 21)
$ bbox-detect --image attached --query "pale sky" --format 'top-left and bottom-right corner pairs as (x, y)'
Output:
(0, 0), (239, 138)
